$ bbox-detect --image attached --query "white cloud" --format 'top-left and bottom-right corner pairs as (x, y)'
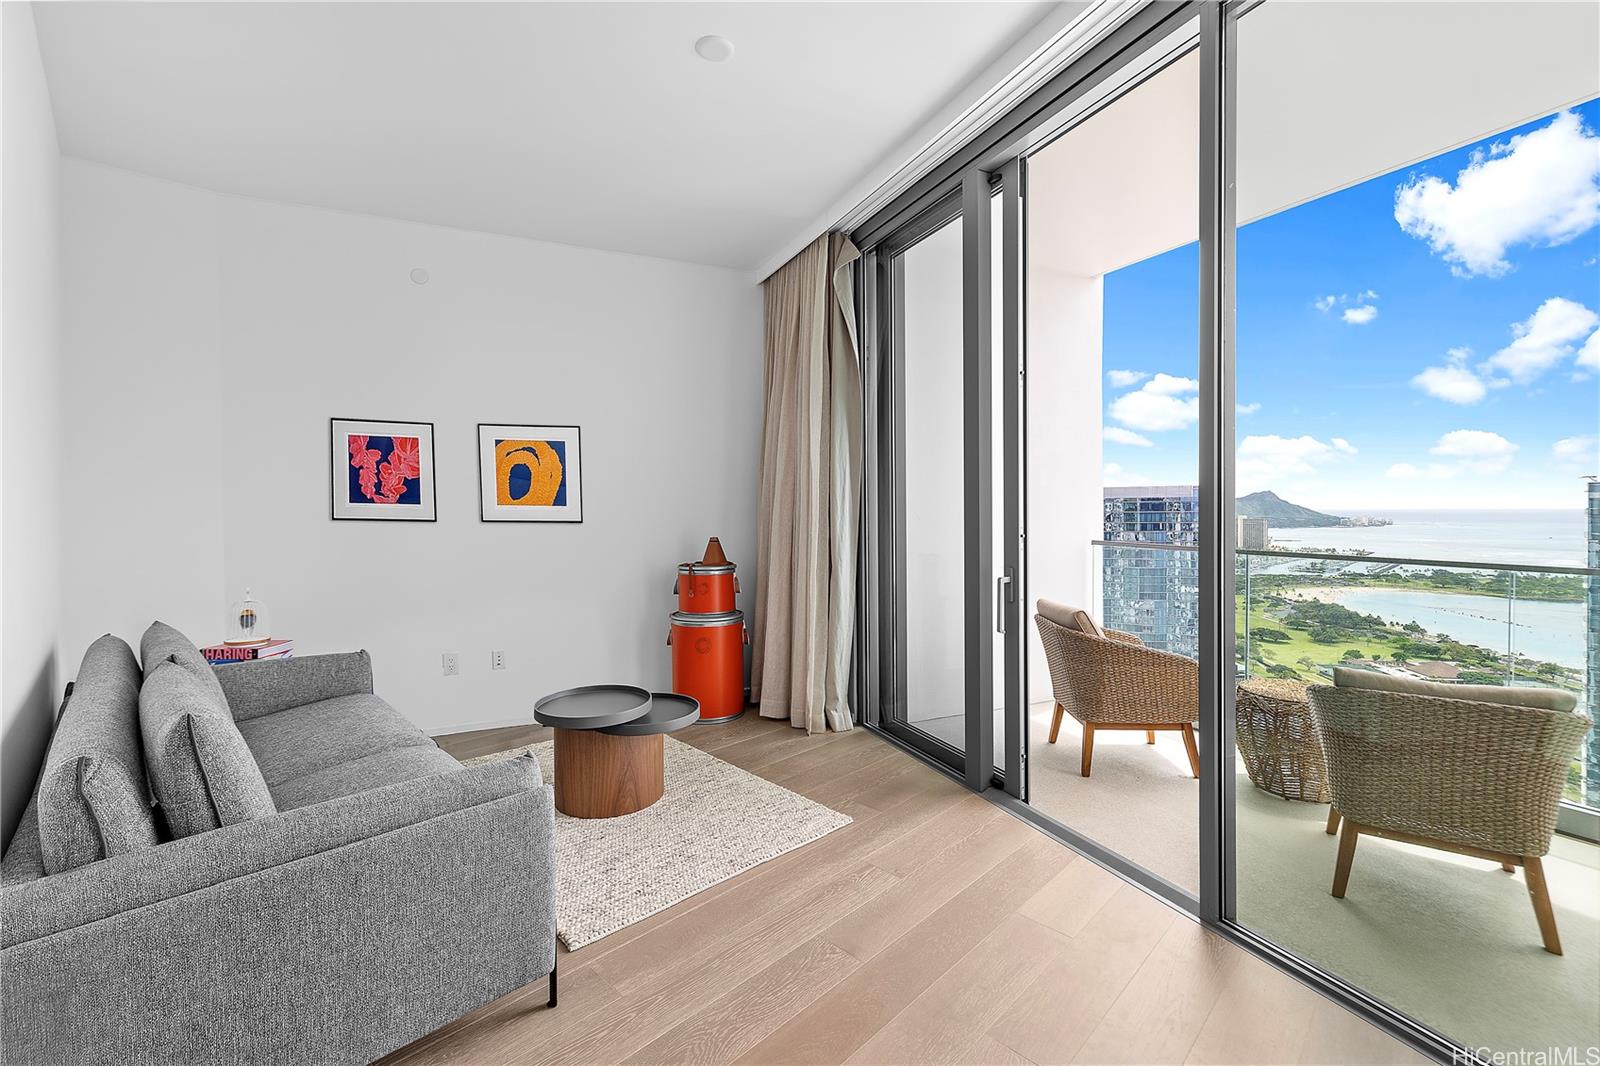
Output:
(1109, 373), (1200, 432)
(1317, 291), (1383, 318)
(1552, 435), (1598, 469)
(1577, 329), (1600, 372)
(1104, 426), (1154, 448)
(1385, 462), (1458, 481)
(1483, 296), (1599, 383)
(1331, 438), (1357, 454)
(1103, 462), (1152, 486)
(1412, 364), (1487, 404)
(1429, 429), (1518, 473)
(1236, 434), (1351, 487)
(1394, 109), (1600, 277)
(1145, 373), (1199, 395)
(1445, 346), (1472, 364)
(1107, 369), (1148, 389)
(1236, 402), (1261, 416)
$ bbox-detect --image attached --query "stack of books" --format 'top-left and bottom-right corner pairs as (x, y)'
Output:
(201, 638), (294, 665)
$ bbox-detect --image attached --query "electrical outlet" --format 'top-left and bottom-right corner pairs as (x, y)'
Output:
(442, 653), (460, 677)
(491, 650), (506, 671)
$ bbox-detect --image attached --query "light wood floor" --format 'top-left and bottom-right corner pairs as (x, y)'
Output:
(380, 714), (1426, 1066)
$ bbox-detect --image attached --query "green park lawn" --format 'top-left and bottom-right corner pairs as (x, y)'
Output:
(1235, 593), (1401, 683)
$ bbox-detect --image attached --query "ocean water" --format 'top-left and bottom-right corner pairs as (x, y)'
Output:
(1267, 509), (1588, 568)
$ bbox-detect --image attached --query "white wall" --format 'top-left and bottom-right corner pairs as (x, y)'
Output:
(58, 163), (223, 665)
(1025, 267), (1103, 704)
(2, 2), (62, 846)
(60, 162), (762, 735)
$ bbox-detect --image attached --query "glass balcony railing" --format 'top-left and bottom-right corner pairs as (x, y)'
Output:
(1090, 540), (1599, 813)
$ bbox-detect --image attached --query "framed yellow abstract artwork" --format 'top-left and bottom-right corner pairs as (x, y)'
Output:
(476, 423), (583, 522)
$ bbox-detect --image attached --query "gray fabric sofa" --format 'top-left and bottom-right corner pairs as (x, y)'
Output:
(1, 624), (556, 1065)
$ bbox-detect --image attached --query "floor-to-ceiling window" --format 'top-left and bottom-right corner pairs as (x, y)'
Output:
(1227, 2), (1600, 1056)
(855, 2), (1599, 1060)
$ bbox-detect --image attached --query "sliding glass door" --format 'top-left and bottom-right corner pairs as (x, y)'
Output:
(871, 172), (1025, 795)
(1224, 1), (1600, 1058)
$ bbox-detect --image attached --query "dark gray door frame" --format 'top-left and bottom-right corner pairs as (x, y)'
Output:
(999, 157), (1027, 799)
(961, 169), (996, 792)
(1196, 0), (1237, 932)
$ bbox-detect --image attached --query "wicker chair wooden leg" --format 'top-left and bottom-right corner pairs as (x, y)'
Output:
(1331, 822), (1359, 898)
(1180, 724), (1200, 779)
(1501, 862), (1515, 873)
(1325, 808), (1341, 836)
(1146, 730), (1156, 744)
(1080, 724), (1095, 778)
(1048, 703), (1065, 744)
(1523, 857), (1562, 956)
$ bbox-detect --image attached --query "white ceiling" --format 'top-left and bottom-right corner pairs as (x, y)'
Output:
(1029, 1), (1600, 279)
(33, 1), (1061, 271)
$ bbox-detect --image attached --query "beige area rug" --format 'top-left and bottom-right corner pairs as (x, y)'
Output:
(464, 736), (851, 950)
(1024, 705), (1599, 1055)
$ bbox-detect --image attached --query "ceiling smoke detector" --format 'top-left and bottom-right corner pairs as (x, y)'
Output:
(694, 35), (734, 63)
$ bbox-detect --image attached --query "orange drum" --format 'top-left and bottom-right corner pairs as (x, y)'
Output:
(674, 563), (739, 614)
(668, 609), (746, 722)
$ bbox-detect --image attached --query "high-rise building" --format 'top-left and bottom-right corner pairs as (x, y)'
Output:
(1102, 486), (1199, 658)
(1237, 516), (1269, 550)
(1586, 477), (1598, 806)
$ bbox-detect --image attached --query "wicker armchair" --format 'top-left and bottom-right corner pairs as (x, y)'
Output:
(1034, 602), (1200, 778)
(1308, 684), (1591, 955)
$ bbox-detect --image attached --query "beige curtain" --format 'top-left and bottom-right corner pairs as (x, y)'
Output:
(751, 232), (862, 733)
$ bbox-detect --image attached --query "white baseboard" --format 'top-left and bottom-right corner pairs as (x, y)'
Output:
(426, 715), (532, 737)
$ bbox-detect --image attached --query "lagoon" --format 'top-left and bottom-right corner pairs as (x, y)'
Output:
(1327, 586), (1585, 671)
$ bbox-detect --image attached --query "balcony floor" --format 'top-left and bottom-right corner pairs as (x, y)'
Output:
(1027, 702), (1600, 1057)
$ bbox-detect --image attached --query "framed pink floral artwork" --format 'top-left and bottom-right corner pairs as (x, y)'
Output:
(330, 418), (436, 521)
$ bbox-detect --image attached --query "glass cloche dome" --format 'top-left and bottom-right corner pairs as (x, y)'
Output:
(225, 589), (272, 646)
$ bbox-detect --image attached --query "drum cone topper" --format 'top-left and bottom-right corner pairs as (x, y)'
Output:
(669, 538), (746, 721)
(674, 537), (740, 614)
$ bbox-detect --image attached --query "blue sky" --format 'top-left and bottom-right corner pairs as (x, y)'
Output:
(1100, 99), (1600, 512)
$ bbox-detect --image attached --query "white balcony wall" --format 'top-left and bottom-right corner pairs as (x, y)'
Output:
(1025, 267), (1103, 704)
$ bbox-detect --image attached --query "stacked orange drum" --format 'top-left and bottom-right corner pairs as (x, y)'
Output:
(668, 538), (746, 722)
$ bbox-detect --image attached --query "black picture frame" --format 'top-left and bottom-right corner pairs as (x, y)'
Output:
(476, 423), (584, 523)
(329, 417), (438, 522)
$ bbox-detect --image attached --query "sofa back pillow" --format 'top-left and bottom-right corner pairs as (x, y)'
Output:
(35, 635), (160, 875)
(1331, 666), (1579, 713)
(140, 620), (231, 714)
(140, 661), (276, 837)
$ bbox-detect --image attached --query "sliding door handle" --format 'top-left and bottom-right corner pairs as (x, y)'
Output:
(996, 573), (1013, 634)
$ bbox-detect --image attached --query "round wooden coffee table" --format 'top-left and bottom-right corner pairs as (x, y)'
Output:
(534, 686), (699, 818)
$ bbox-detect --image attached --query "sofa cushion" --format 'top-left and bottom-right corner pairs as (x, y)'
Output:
(140, 661), (277, 837)
(2, 794), (47, 887)
(237, 694), (437, 787)
(140, 620), (230, 714)
(268, 745), (463, 811)
(1331, 666), (1579, 713)
(35, 636), (159, 874)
